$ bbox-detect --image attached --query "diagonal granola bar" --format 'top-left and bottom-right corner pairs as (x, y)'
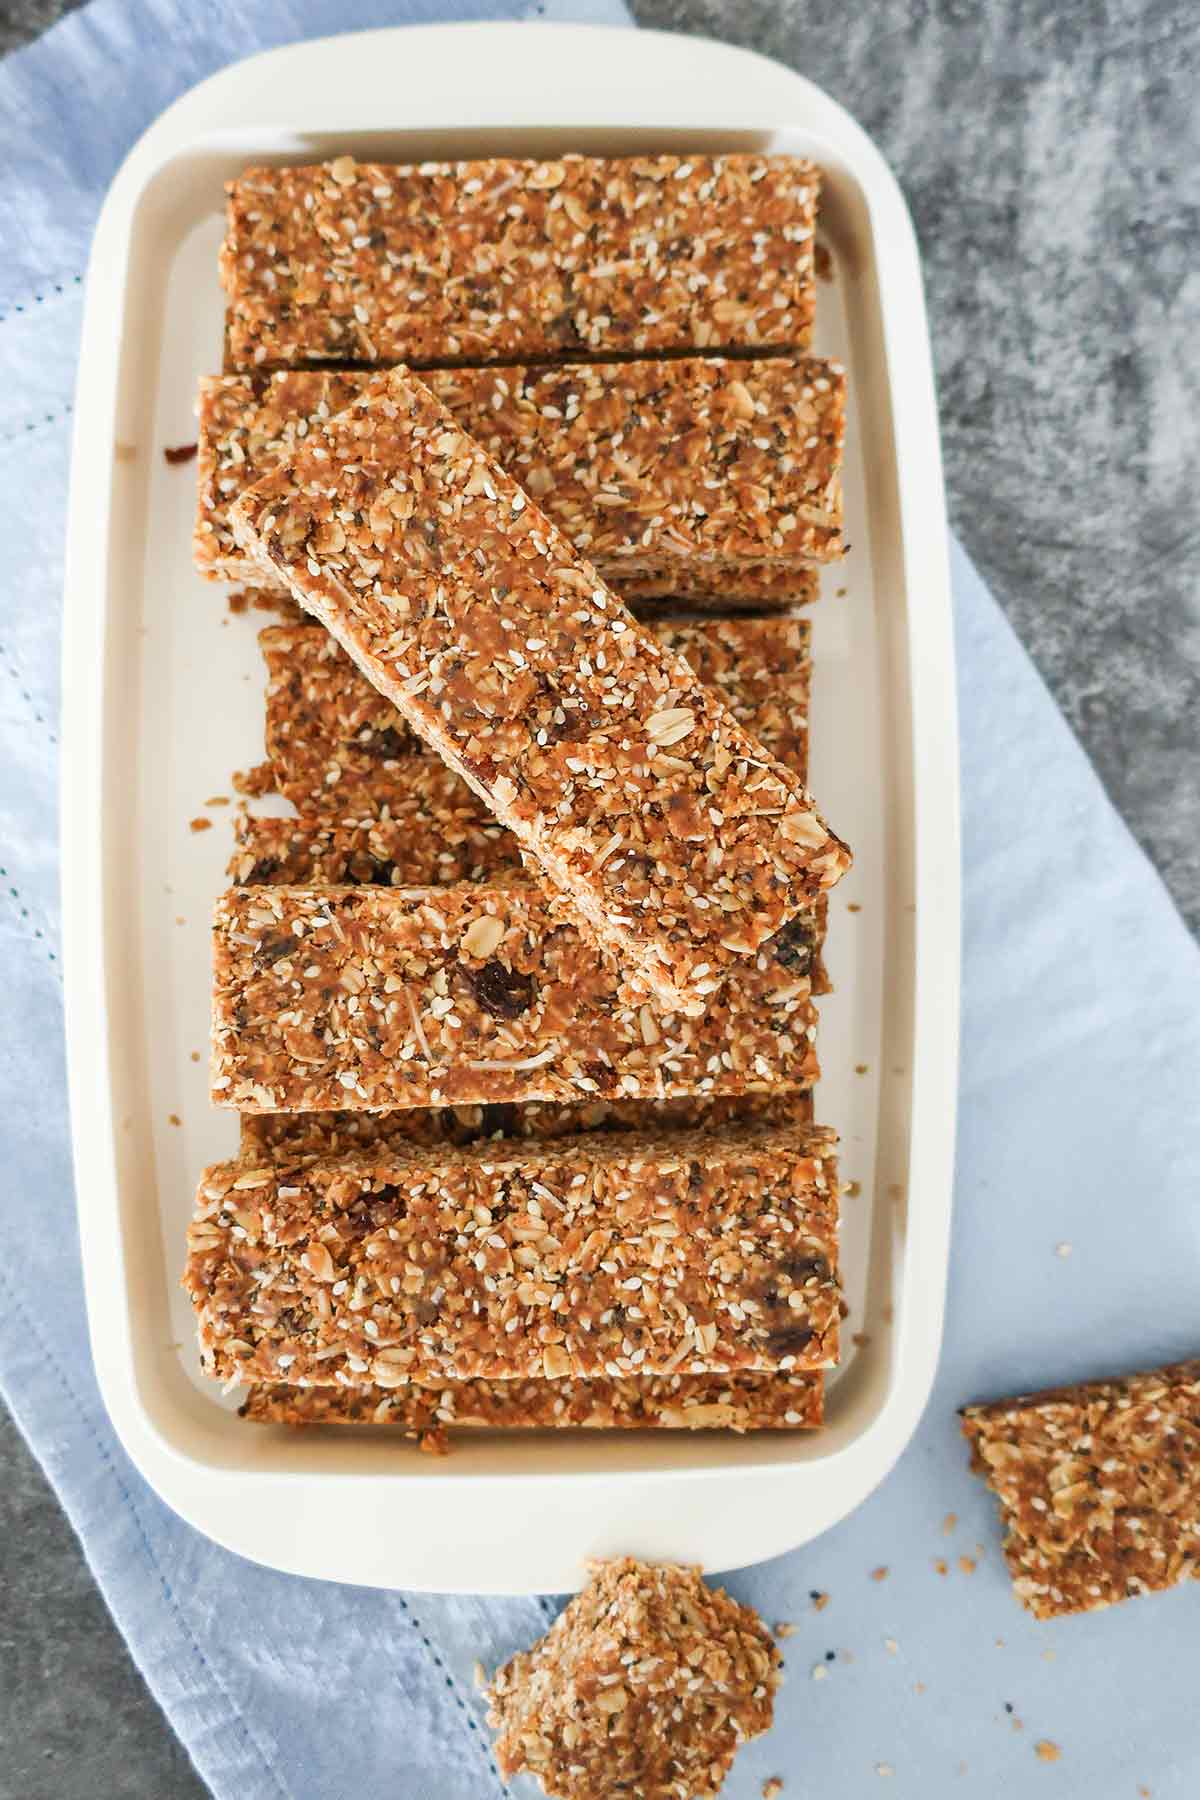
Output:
(229, 368), (849, 1015)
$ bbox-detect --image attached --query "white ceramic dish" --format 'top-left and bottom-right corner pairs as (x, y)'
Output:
(62, 22), (959, 1593)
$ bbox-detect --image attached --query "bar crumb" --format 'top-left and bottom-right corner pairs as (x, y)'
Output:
(1034, 1741), (1061, 1763)
(188, 817), (212, 833)
(232, 762), (275, 797)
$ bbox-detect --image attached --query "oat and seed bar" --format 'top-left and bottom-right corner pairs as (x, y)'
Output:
(241, 1370), (823, 1434)
(258, 614), (812, 814)
(185, 1122), (840, 1386)
(228, 809), (518, 890)
(238, 1089), (817, 1163)
(229, 369), (850, 1015)
(221, 155), (819, 372)
(961, 1360), (1200, 1620)
(486, 1557), (782, 1799)
(211, 884), (823, 1113)
(196, 358), (844, 586)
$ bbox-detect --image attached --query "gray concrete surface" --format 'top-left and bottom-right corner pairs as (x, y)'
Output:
(1, 1), (1197, 1796)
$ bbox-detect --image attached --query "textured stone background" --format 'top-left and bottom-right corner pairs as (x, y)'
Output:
(0, 2), (1196, 1796)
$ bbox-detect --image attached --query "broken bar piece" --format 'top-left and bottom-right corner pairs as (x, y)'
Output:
(257, 614), (812, 814)
(211, 884), (823, 1113)
(184, 1121), (840, 1386)
(240, 1370), (824, 1434)
(486, 1557), (782, 1798)
(229, 369), (849, 1015)
(195, 358), (844, 587)
(221, 154), (819, 371)
(961, 1359), (1200, 1619)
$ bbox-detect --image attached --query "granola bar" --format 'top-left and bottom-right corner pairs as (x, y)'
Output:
(196, 358), (844, 585)
(486, 1557), (782, 1798)
(221, 155), (819, 371)
(961, 1360), (1200, 1619)
(238, 1089), (817, 1163)
(211, 884), (824, 1112)
(184, 1122), (841, 1385)
(240, 1370), (824, 1433)
(257, 614), (811, 813)
(229, 369), (850, 1015)
(228, 809), (518, 889)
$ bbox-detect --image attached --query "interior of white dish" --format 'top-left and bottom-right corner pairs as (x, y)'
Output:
(98, 121), (915, 1485)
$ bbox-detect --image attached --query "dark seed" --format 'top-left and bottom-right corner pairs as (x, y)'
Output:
(164, 442), (198, 466)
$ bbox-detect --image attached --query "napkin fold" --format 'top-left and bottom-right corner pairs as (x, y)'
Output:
(1, 4), (1197, 1797)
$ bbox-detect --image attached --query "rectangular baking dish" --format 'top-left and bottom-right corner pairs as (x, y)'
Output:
(62, 21), (959, 1593)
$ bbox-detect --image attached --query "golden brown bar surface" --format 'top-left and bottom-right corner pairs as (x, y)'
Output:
(230, 369), (849, 1016)
(221, 155), (818, 371)
(211, 884), (823, 1113)
(257, 614), (812, 814)
(486, 1557), (782, 1797)
(961, 1359), (1200, 1619)
(185, 1122), (840, 1386)
(196, 359), (844, 586)
(241, 1371), (824, 1434)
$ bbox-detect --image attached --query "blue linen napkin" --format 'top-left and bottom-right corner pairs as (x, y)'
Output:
(2, 5), (1198, 1797)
